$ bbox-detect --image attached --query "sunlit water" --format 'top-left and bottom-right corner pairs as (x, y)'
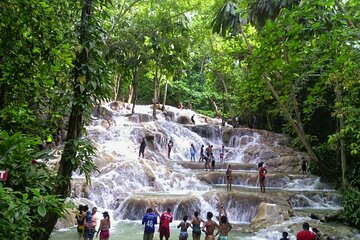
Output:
(52, 104), (350, 239)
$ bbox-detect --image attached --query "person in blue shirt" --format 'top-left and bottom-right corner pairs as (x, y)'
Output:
(142, 208), (158, 240)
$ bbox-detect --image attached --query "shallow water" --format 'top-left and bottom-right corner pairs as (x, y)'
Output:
(50, 221), (257, 240)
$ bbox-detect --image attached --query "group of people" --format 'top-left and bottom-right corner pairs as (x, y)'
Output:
(142, 205), (232, 240)
(75, 205), (111, 240)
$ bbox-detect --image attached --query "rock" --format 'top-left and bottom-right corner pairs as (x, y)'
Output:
(177, 115), (192, 124)
(109, 101), (126, 111)
(250, 202), (285, 230)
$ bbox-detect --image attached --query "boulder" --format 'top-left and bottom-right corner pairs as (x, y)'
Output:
(250, 202), (285, 230)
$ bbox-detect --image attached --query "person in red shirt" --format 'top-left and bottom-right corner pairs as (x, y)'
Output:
(296, 222), (317, 240)
(258, 162), (267, 193)
(159, 208), (173, 240)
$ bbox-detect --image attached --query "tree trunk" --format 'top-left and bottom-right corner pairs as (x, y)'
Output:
(32, 1), (93, 239)
(263, 74), (318, 162)
(113, 73), (122, 101)
(238, 25), (318, 162)
(127, 84), (133, 104)
(131, 67), (139, 114)
(208, 97), (220, 117)
(162, 78), (168, 109)
(153, 67), (159, 119)
(335, 84), (347, 187)
(215, 71), (233, 116)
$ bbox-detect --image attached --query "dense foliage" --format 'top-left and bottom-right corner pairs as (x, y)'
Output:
(0, 0), (359, 238)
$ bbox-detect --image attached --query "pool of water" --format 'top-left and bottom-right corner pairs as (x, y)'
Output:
(50, 221), (255, 240)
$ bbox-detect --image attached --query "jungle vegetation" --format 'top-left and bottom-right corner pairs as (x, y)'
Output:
(0, 0), (359, 238)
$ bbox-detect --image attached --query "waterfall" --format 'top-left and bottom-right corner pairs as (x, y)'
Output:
(50, 103), (357, 240)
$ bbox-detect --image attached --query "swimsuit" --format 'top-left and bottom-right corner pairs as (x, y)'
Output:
(179, 231), (188, 238)
(100, 229), (110, 238)
(192, 224), (201, 235)
(219, 236), (228, 240)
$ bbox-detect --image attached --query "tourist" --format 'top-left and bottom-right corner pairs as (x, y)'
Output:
(84, 207), (97, 240)
(217, 204), (227, 221)
(219, 145), (225, 162)
(280, 231), (290, 240)
(204, 156), (211, 171)
(75, 205), (85, 240)
(202, 211), (221, 240)
(177, 215), (191, 240)
(226, 165), (232, 191)
(56, 127), (63, 145)
(252, 115), (257, 129)
(139, 137), (146, 158)
(142, 208), (158, 240)
(178, 101), (183, 109)
(211, 155), (215, 170)
(199, 145), (204, 162)
(159, 208), (173, 240)
(218, 215), (232, 240)
(168, 140), (174, 159)
(301, 158), (308, 174)
(296, 222), (317, 240)
(190, 144), (196, 162)
(191, 211), (203, 240)
(258, 162), (267, 193)
(96, 211), (110, 240)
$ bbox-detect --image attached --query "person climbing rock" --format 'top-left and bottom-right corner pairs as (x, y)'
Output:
(167, 140), (173, 159)
(139, 137), (146, 158)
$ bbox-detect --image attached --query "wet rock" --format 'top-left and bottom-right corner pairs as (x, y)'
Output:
(109, 101), (127, 111)
(250, 202), (285, 230)
(177, 115), (192, 124)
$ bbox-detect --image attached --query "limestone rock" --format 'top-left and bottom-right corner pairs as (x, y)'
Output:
(250, 202), (285, 230)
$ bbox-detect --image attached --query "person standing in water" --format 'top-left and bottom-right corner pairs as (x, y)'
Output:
(177, 215), (191, 240)
(199, 145), (204, 162)
(226, 165), (232, 191)
(139, 137), (146, 158)
(258, 162), (267, 193)
(159, 208), (173, 240)
(217, 215), (232, 240)
(191, 211), (203, 240)
(75, 205), (85, 240)
(142, 208), (158, 240)
(190, 144), (196, 162)
(84, 207), (97, 240)
(219, 145), (225, 162)
(167, 140), (174, 159)
(96, 211), (110, 240)
(202, 212), (221, 240)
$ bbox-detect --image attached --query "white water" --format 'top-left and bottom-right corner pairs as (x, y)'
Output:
(54, 103), (347, 239)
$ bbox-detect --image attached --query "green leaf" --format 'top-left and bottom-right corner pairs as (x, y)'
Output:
(37, 204), (47, 217)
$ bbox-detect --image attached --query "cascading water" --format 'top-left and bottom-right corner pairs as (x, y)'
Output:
(50, 103), (358, 240)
